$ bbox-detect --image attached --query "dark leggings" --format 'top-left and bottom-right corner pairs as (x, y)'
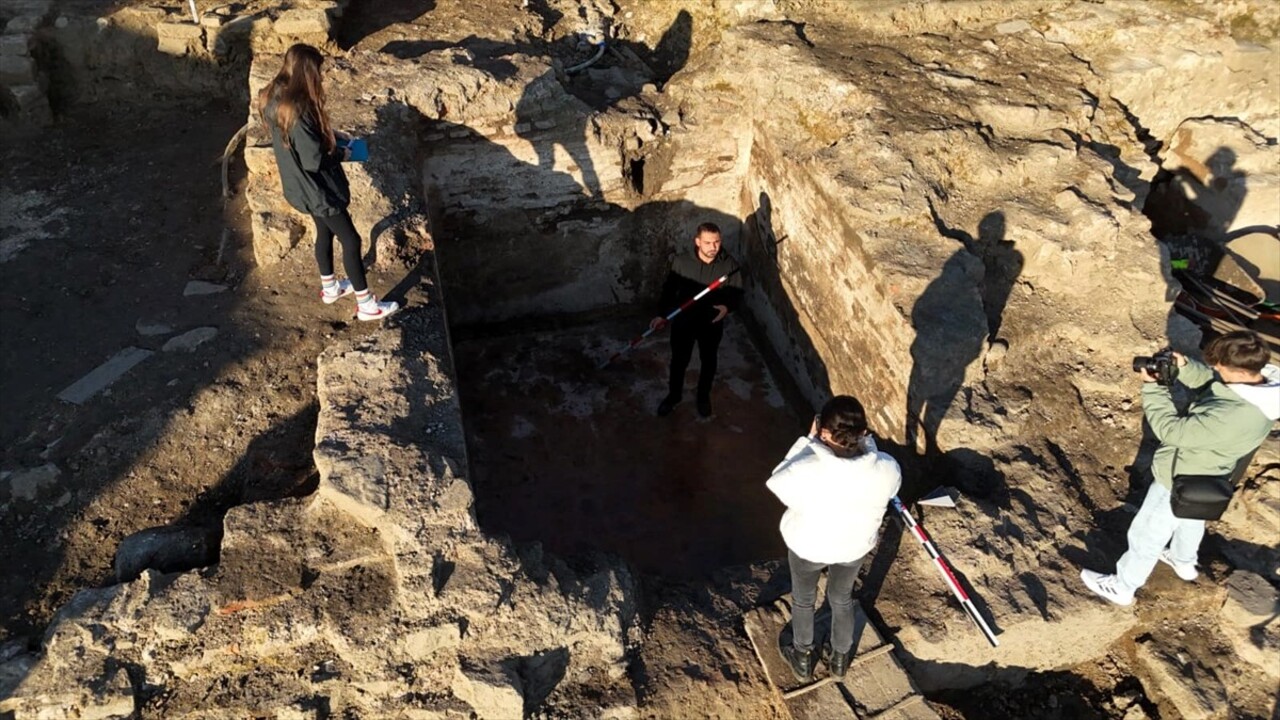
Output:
(312, 209), (368, 292)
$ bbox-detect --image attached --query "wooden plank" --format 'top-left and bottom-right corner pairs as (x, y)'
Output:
(842, 649), (915, 716)
(785, 681), (858, 720)
(746, 596), (941, 720)
(870, 694), (944, 720)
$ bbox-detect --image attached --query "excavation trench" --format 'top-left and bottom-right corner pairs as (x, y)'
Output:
(452, 312), (801, 579)
(420, 86), (924, 579)
(430, 143), (811, 578)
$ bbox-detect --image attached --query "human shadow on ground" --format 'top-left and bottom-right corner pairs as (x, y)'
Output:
(109, 403), (319, 584)
(1148, 146), (1249, 245)
(336, 0), (438, 50)
(378, 10), (692, 202)
(908, 208), (1023, 464)
(513, 10), (691, 199)
(850, 208), (1025, 645)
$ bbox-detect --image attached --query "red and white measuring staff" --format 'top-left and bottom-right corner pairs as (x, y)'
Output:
(891, 496), (1000, 647)
(598, 269), (741, 369)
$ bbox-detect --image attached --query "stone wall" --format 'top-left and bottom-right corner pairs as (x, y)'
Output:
(0, 0), (353, 128)
(418, 64), (660, 325)
(1, 268), (640, 720)
(739, 127), (914, 433)
(0, 1), (56, 124)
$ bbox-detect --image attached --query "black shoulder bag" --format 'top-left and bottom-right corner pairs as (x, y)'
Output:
(1169, 451), (1250, 521)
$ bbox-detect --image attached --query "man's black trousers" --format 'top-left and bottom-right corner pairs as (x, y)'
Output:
(667, 318), (724, 401)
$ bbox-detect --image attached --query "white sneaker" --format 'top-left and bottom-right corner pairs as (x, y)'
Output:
(1158, 549), (1198, 581)
(321, 279), (355, 304)
(1080, 569), (1135, 606)
(356, 297), (400, 322)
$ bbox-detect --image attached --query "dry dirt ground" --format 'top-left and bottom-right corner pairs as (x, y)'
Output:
(0, 100), (410, 648)
(455, 315), (802, 578)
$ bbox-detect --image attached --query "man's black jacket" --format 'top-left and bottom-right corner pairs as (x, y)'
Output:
(659, 250), (743, 326)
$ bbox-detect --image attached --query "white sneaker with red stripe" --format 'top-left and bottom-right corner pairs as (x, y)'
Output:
(321, 279), (355, 304)
(356, 295), (400, 321)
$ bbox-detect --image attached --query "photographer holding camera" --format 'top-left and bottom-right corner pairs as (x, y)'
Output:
(1081, 330), (1279, 606)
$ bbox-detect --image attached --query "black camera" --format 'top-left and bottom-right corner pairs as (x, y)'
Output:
(1133, 348), (1179, 387)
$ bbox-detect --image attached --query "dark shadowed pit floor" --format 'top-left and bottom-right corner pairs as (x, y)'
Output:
(454, 314), (804, 578)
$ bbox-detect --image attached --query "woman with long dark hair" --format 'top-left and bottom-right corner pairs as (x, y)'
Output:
(766, 396), (902, 682)
(257, 43), (398, 321)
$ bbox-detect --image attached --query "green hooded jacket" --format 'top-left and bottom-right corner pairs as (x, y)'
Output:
(1143, 357), (1280, 490)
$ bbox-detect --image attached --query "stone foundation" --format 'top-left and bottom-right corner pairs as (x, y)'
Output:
(2, 1), (1278, 717)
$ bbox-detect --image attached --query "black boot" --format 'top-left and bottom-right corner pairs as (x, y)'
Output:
(781, 644), (814, 683)
(824, 644), (852, 679)
(696, 394), (712, 418)
(656, 394), (680, 417)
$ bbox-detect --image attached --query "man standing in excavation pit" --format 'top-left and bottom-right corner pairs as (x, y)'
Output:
(651, 222), (743, 418)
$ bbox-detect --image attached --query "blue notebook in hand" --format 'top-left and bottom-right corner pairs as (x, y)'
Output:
(337, 137), (369, 163)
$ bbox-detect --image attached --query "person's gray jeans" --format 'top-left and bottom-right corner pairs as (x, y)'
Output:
(789, 549), (866, 654)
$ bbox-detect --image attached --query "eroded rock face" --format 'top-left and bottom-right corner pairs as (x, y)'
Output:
(2, 313), (639, 719)
(3, 1), (1277, 718)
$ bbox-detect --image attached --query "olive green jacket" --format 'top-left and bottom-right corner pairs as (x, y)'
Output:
(1143, 357), (1280, 490)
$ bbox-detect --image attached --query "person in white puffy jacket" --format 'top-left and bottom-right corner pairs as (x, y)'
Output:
(766, 395), (902, 682)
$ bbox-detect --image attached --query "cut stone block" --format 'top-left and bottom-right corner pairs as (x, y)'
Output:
(156, 21), (204, 39)
(403, 624), (462, 659)
(452, 666), (523, 720)
(162, 327), (218, 353)
(250, 210), (304, 266)
(0, 54), (36, 84)
(786, 682), (857, 719)
(1221, 571), (1280, 677)
(4, 16), (41, 35)
(5, 463), (60, 502)
(135, 319), (173, 337)
(183, 280), (228, 296)
(744, 599), (883, 695)
(873, 696), (943, 720)
(243, 146), (277, 175)
(57, 347), (153, 405)
(7, 1), (52, 17)
(1134, 639), (1228, 720)
(1223, 571), (1280, 626)
(113, 524), (220, 582)
(0, 34), (31, 56)
(273, 8), (330, 36)
(842, 650), (915, 716)
(156, 22), (204, 56)
(7, 83), (50, 125)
